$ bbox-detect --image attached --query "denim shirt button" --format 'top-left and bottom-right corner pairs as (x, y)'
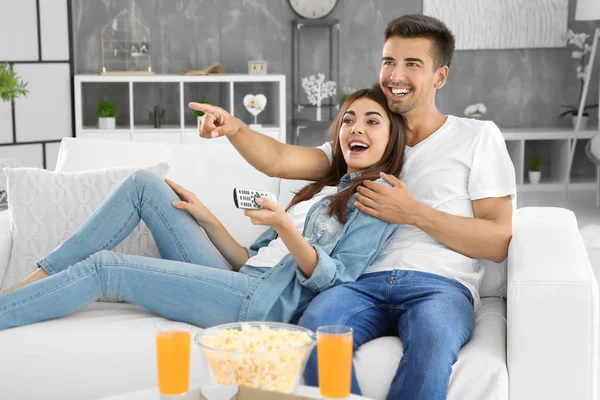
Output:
(245, 295), (251, 300)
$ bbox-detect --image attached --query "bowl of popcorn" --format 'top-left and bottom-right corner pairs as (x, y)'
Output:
(195, 322), (316, 394)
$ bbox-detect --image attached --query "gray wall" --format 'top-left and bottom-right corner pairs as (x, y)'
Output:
(72, 0), (600, 143)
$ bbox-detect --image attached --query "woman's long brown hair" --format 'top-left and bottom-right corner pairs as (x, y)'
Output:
(286, 84), (406, 222)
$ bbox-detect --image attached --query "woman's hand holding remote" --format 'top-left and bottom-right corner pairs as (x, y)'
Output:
(243, 198), (291, 232)
(246, 198), (319, 277)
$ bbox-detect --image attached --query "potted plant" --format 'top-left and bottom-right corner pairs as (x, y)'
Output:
(192, 99), (211, 126)
(559, 104), (597, 130)
(149, 105), (165, 128)
(560, 30), (599, 130)
(0, 63), (28, 103)
(527, 154), (542, 184)
(97, 100), (118, 130)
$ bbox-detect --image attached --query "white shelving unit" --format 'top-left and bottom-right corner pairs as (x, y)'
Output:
(502, 127), (598, 192)
(74, 74), (286, 144)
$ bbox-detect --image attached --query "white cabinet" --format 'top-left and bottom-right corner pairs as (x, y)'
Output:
(74, 74), (287, 144)
(502, 128), (597, 192)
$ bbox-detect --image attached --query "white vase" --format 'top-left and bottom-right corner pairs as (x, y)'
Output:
(528, 170), (541, 184)
(98, 117), (116, 130)
(571, 114), (589, 130)
(316, 105), (321, 121)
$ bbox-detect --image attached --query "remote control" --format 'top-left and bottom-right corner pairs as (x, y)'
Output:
(233, 188), (278, 210)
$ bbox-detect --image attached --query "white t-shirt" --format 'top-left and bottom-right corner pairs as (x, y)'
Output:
(318, 116), (516, 309)
(246, 186), (339, 268)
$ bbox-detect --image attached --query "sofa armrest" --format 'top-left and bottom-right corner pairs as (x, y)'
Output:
(507, 207), (598, 400)
(0, 210), (11, 287)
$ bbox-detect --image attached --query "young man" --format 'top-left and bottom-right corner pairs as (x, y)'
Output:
(190, 14), (515, 400)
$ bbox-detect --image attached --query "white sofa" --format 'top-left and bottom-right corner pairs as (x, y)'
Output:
(0, 137), (597, 400)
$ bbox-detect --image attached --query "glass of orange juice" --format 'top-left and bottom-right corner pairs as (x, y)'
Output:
(155, 322), (192, 397)
(317, 325), (353, 398)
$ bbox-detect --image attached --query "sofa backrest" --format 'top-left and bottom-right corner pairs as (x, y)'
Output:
(55, 138), (278, 248)
(56, 138), (505, 298)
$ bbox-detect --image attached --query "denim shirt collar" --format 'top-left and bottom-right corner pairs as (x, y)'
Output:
(339, 171), (363, 190)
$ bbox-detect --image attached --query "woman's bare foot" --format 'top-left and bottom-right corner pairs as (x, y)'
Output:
(0, 267), (49, 295)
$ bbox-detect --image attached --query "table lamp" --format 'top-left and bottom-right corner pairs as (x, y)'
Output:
(565, 0), (600, 197)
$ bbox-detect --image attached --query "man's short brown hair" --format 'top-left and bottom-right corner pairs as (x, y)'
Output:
(384, 14), (455, 69)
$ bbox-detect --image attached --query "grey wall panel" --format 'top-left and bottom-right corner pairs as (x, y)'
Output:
(0, 0), (39, 61)
(71, 0), (600, 132)
(0, 102), (12, 144)
(14, 63), (71, 142)
(0, 144), (43, 168)
(39, 0), (70, 61)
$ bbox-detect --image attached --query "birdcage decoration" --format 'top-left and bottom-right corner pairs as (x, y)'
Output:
(101, 9), (153, 75)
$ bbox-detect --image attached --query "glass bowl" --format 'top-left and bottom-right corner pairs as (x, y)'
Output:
(195, 322), (316, 394)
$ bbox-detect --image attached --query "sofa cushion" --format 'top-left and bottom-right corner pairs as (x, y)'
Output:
(0, 210), (11, 286)
(0, 297), (507, 400)
(0, 302), (212, 399)
(164, 143), (280, 247)
(353, 297), (508, 400)
(1, 162), (169, 291)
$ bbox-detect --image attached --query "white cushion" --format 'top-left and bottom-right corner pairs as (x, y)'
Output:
(0, 211), (11, 286)
(1, 162), (170, 290)
(354, 297), (507, 400)
(164, 143), (280, 247)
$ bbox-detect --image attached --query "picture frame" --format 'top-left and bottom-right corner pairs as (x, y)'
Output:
(248, 60), (267, 75)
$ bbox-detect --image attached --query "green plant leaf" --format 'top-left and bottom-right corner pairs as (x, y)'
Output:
(97, 100), (118, 118)
(0, 63), (29, 103)
(527, 155), (542, 171)
(558, 103), (598, 118)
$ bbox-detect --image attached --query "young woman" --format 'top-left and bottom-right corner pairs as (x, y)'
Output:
(0, 84), (405, 331)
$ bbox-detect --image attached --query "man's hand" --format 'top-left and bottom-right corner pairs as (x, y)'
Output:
(188, 102), (244, 139)
(243, 198), (291, 231)
(354, 172), (421, 225)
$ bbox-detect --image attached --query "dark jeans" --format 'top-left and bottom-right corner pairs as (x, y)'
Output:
(298, 270), (475, 400)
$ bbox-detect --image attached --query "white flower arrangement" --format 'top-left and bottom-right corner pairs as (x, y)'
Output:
(567, 29), (592, 81)
(561, 29), (598, 118)
(464, 103), (487, 118)
(301, 73), (337, 121)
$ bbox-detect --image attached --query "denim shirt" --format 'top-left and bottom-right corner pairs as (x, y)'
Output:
(237, 172), (399, 323)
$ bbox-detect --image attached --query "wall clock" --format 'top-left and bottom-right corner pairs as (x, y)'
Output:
(289, 0), (338, 19)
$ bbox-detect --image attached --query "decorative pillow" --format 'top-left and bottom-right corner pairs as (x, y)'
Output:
(1, 162), (170, 290)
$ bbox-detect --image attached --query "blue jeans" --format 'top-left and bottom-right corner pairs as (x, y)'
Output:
(0, 170), (267, 331)
(298, 270), (474, 400)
